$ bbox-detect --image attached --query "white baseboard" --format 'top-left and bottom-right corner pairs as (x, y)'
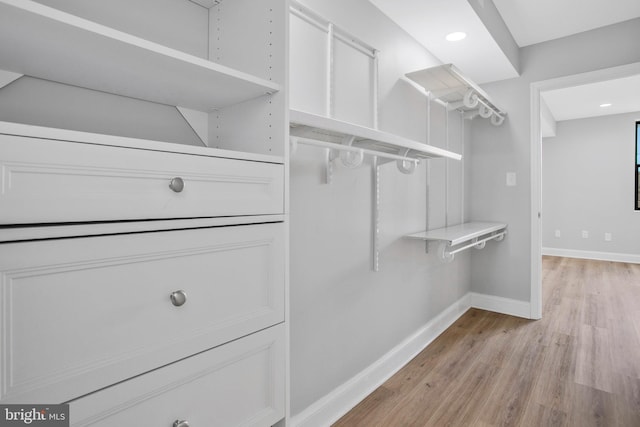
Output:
(290, 293), (472, 427)
(543, 247), (640, 264)
(289, 292), (532, 427)
(469, 292), (531, 319)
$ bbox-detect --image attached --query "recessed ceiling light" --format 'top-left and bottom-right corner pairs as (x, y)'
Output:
(445, 32), (467, 42)
(600, 103), (612, 107)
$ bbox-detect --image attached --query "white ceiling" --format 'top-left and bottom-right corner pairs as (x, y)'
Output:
(541, 75), (640, 122)
(368, 0), (640, 121)
(492, 0), (640, 47)
(369, 0), (519, 84)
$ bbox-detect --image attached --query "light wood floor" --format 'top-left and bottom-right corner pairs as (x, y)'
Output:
(333, 257), (640, 426)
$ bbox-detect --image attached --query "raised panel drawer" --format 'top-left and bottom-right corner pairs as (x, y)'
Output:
(69, 324), (285, 427)
(0, 223), (284, 403)
(0, 133), (284, 224)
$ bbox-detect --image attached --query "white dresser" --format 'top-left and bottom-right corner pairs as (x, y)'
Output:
(0, 1), (288, 426)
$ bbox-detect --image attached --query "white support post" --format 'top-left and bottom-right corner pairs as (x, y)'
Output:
(326, 23), (334, 118)
(372, 50), (379, 130)
(444, 102), (449, 228)
(372, 155), (380, 272)
(460, 111), (465, 224)
(425, 95), (431, 254)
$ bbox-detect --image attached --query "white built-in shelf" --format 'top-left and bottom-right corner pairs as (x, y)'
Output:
(405, 64), (506, 126)
(406, 222), (507, 245)
(0, 121), (284, 165)
(0, 0), (281, 112)
(406, 222), (507, 262)
(290, 109), (462, 161)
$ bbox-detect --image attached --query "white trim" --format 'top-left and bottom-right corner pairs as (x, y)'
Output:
(530, 61), (640, 321)
(469, 292), (531, 319)
(542, 248), (640, 264)
(290, 291), (532, 427)
(290, 293), (472, 427)
(530, 82), (543, 320)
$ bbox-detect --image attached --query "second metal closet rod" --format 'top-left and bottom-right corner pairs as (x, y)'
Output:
(289, 136), (421, 164)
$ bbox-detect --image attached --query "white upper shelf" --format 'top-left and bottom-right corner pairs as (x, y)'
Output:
(405, 64), (506, 125)
(0, 0), (281, 112)
(290, 109), (462, 161)
(405, 222), (507, 246)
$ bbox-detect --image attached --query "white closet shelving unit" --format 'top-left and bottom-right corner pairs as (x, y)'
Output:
(405, 63), (507, 126)
(289, 3), (466, 271)
(402, 64), (508, 261)
(290, 107), (463, 272)
(0, 1), (288, 426)
(290, 108), (462, 163)
(406, 222), (507, 262)
(0, 0), (280, 113)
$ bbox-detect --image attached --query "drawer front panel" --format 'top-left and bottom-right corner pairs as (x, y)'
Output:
(0, 223), (284, 403)
(0, 134), (284, 224)
(70, 325), (285, 427)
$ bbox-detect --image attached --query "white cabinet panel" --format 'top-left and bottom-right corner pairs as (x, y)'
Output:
(0, 223), (284, 403)
(0, 134), (284, 224)
(70, 324), (285, 427)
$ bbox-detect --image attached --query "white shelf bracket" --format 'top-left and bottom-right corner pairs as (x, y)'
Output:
(396, 148), (416, 174)
(405, 64), (507, 126)
(324, 146), (338, 184)
(339, 135), (363, 168)
(463, 88), (505, 126)
(0, 69), (22, 89)
(176, 107), (208, 147)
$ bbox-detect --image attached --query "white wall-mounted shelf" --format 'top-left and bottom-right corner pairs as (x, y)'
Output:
(405, 64), (506, 126)
(290, 109), (462, 161)
(0, 0), (280, 112)
(406, 222), (507, 262)
(290, 109), (462, 272)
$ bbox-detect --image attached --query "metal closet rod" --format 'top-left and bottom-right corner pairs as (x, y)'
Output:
(290, 136), (421, 164)
(401, 76), (504, 119)
(445, 231), (507, 257)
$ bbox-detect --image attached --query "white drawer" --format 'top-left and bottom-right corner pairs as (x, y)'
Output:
(0, 134), (284, 224)
(70, 324), (285, 427)
(0, 223), (284, 403)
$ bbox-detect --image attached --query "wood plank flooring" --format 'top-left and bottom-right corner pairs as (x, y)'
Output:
(333, 257), (640, 426)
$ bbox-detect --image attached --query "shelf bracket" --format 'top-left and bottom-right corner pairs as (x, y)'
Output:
(339, 135), (363, 168)
(324, 146), (338, 184)
(396, 148), (416, 174)
(0, 70), (22, 89)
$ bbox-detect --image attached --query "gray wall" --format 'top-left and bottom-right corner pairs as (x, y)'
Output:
(469, 19), (640, 300)
(542, 112), (640, 255)
(289, 0), (471, 415)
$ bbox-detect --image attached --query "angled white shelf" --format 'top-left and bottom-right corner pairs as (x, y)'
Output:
(290, 109), (462, 161)
(405, 64), (506, 126)
(406, 222), (507, 262)
(0, 0), (281, 112)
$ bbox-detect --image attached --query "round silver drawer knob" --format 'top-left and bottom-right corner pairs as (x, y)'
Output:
(169, 177), (185, 193)
(173, 420), (189, 427)
(170, 290), (187, 307)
